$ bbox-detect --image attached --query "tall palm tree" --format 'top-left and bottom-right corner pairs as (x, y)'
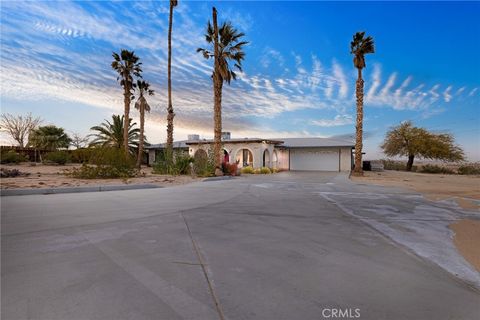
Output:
(350, 31), (374, 176)
(111, 50), (142, 157)
(197, 7), (248, 171)
(134, 80), (154, 168)
(166, 0), (178, 161)
(89, 114), (141, 154)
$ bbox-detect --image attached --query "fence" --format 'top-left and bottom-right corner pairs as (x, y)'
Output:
(0, 146), (49, 162)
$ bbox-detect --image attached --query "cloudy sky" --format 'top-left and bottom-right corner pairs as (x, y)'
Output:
(1, 1), (479, 160)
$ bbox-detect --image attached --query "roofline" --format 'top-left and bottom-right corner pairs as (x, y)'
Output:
(186, 139), (284, 145)
(281, 145), (355, 148)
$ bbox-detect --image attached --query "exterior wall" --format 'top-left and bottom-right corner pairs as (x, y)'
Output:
(188, 141), (279, 169)
(340, 147), (353, 171)
(274, 148), (290, 170)
(148, 150), (155, 165)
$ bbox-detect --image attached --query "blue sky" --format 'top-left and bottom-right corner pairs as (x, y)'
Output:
(1, 1), (479, 160)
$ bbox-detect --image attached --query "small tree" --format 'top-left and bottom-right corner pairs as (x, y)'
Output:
(381, 121), (464, 171)
(0, 113), (42, 147)
(70, 132), (89, 149)
(28, 125), (72, 157)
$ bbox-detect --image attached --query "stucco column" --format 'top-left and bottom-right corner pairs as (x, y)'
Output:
(253, 145), (262, 168)
(268, 145), (275, 168)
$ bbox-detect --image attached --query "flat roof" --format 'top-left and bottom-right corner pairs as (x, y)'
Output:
(278, 137), (355, 148)
(147, 137), (355, 149)
(145, 140), (189, 149)
(186, 138), (284, 145)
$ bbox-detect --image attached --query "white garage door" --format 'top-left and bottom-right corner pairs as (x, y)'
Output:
(290, 148), (339, 171)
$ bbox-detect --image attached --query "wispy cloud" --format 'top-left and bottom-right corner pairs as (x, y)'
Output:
(311, 115), (353, 127)
(0, 0), (476, 143)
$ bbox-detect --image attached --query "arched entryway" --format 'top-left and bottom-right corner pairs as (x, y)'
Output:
(263, 149), (270, 167)
(235, 148), (253, 168)
(223, 149), (230, 164)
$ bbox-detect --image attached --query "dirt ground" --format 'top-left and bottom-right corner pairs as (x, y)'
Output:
(353, 170), (480, 274)
(449, 220), (480, 272)
(351, 170), (480, 210)
(0, 163), (200, 189)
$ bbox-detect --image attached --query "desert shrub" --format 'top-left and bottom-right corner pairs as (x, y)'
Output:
(241, 166), (254, 174)
(0, 150), (28, 164)
(222, 162), (238, 176)
(43, 151), (71, 165)
(457, 164), (480, 175)
(71, 148), (95, 163)
(66, 164), (137, 179)
(191, 149), (216, 177)
(253, 168), (262, 174)
(65, 147), (137, 179)
(260, 167), (271, 174)
(88, 147), (135, 167)
(153, 151), (193, 175)
(272, 168), (279, 173)
(420, 164), (454, 174)
(0, 168), (30, 178)
(381, 159), (417, 172)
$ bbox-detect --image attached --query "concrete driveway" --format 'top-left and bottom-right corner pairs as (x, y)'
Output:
(2, 172), (479, 320)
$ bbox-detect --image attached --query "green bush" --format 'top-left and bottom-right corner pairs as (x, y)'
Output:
(43, 151), (71, 165)
(191, 149), (216, 177)
(241, 166), (254, 174)
(420, 164), (454, 174)
(66, 164), (137, 179)
(260, 167), (272, 174)
(71, 148), (95, 163)
(457, 164), (480, 175)
(65, 147), (137, 179)
(153, 152), (193, 175)
(0, 150), (28, 164)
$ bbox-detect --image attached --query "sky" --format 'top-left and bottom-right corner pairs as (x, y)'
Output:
(1, 1), (479, 160)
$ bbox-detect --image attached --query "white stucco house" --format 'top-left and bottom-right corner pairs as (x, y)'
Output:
(146, 132), (354, 172)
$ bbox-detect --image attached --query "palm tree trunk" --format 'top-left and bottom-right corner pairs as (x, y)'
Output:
(123, 81), (130, 157)
(137, 107), (145, 168)
(212, 7), (222, 171)
(166, 1), (175, 160)
(353, 68), (364, 176)
(214, 78), (223, 170)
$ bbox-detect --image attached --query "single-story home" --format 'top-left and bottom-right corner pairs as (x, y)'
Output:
(146, 132), (354, 172)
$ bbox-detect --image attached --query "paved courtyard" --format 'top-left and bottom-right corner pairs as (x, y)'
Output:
(2, 172), (479, 320)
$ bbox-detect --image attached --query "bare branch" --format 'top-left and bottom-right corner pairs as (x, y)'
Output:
(0, 113), (43, 147)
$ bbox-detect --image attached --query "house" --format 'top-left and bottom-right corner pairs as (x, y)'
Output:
(146, 132), (354, 172)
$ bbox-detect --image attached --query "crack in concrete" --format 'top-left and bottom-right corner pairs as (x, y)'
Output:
(181, 212), (226, 320)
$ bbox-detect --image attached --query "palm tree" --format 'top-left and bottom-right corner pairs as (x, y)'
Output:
(134, 80), (154, 168)
(350, 31), (374, 176)
(197, 7), (248, 172)
(28, 125), (71, 150)
(89, 114), (141, 154)
(111, 50), (142, 157)
(166, 0), (178, 161)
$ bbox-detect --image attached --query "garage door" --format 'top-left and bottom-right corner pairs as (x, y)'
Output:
(290, 148), (339, 171)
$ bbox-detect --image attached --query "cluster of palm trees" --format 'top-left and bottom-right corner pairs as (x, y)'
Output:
(108, 1), (373, 176)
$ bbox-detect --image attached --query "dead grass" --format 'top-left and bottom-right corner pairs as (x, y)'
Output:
(0, 163), (200, 189)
